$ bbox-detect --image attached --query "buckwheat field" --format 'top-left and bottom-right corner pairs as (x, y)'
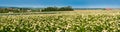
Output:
(0, 10), (120, 32)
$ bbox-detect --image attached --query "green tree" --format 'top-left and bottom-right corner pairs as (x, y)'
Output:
(41, 6), (74, 12)
(41, 7), (58, 12)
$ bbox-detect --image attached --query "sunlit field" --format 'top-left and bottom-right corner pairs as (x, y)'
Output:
(0, 10), (120, 32)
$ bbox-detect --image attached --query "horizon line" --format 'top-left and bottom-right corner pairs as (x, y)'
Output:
(0, 5), (120, 8)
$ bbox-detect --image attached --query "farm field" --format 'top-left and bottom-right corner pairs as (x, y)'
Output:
(0, 10), (120, 32)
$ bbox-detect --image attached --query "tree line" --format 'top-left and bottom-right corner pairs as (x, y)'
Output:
(0, 6), (74, 13)
(0, 8), (30, 13)
(41, 6), (74, 12)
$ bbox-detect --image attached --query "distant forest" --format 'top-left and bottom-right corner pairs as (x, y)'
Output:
(0, 6), (120, 13)
(0, 6), (74, 13)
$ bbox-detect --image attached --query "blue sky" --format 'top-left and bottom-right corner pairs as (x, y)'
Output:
(0, 0), (120, 8)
